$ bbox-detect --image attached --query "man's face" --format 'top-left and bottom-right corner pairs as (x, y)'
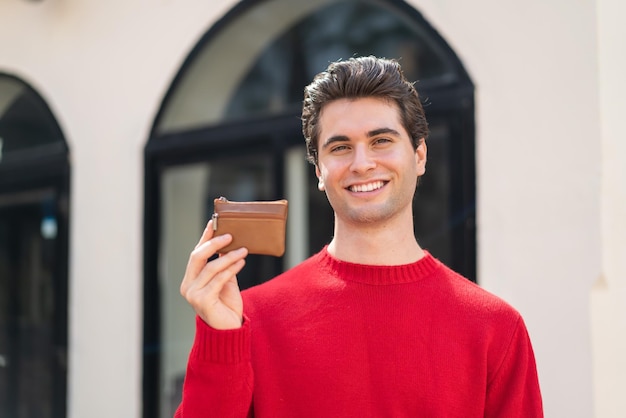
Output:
(315, 97), (426, 227)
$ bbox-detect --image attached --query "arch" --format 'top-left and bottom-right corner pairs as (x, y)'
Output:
(144, 1), (474, 416)
(0, 73), (69, 417)
(0, 73), (68, 182)
(150, 0), (471, 136)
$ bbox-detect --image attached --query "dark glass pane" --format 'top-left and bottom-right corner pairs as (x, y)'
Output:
(225, 0), (454, 121)
(307, 165), (335, 254)
(158, 152), (280, 417)
(0, 79), (65, 165)
(0, 194), (63, 418)
(413, 120), (452, 261)
(203, 154), (280, 290)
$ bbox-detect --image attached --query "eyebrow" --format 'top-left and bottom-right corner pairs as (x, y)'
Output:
(321, 127), (402, 149)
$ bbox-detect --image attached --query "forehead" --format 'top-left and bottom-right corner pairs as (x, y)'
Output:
(318, 97), (405, 138)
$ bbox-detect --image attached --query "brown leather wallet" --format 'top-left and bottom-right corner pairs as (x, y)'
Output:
(212, 197), (288, 256)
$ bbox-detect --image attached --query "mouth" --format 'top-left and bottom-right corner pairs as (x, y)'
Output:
(347, 180), (386, 193)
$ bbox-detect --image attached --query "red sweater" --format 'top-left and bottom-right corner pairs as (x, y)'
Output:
(176, 249), (543, 417)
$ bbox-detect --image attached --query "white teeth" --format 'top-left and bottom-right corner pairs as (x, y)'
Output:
(350, 181), (384, 192)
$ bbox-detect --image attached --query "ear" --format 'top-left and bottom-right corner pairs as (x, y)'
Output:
(315, 165), (325, 191)
(415, 139), (427, 176)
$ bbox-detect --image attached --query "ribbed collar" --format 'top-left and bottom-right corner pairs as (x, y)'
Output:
(316, 246), (441, 285)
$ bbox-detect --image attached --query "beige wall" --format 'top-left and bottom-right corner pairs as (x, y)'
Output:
(591, 0), (626, 417)
(0, 1), (232, 416)
(415, 1), (601, 417)
(0, 0), (624, 417)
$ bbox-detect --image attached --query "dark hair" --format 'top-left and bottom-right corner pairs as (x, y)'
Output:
(301, 56), (429, 165)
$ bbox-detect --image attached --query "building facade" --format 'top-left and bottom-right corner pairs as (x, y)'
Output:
(0, 0), (624, 417)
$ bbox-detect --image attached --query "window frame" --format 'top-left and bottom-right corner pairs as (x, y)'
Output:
(143, 1), (475, 416)
(0, 73), (70, 418)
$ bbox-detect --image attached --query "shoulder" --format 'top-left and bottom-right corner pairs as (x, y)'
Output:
(431, 261), (523, 332)
(427, 262), (534, 371)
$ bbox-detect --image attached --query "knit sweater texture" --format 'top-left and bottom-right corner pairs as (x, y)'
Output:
(176, 249), (543, 417)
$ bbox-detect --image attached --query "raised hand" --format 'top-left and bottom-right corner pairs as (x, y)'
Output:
(180, 220), (248, 330)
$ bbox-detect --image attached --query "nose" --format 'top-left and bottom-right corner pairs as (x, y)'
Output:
(350, 144), (376, 173)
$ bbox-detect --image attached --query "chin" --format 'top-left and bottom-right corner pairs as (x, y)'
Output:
(344, 207), (395, 225)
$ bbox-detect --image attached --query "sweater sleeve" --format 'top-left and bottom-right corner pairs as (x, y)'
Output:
(174, 315), (254, 418)
(485, 316), (543, 418)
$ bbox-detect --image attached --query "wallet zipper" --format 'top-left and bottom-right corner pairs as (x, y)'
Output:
(212, 197), (286, 231)
(212, 211), (286, 231)
(212, 196), (226, 231)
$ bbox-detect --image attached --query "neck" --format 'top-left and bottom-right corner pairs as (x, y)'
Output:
(327, 213), (424, 265)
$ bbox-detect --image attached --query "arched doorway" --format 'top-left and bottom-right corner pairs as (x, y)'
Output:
(144, 1), (474, 416)
(0, 74), (70, 418)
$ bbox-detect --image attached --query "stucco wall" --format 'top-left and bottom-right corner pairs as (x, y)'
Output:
(1, 0), (623, 417)
(1, 1), (233, 416)
(413, 1), (601, 417)
(591, 0), (626, 417)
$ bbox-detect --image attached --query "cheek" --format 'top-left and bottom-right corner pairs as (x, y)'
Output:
(317, 162), (337, 182)
(318, 164), (344, 195)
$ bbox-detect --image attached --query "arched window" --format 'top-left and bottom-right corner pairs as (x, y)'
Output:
(144, 1), (474, 416)
(0, 74), (69, 418)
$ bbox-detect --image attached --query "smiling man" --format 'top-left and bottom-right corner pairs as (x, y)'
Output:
(176, 56), (543, 418)
(313, 97), (426, 265)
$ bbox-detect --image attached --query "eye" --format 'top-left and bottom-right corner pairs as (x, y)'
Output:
(373, 137), (392, 145)
(330, 144), (350, 153)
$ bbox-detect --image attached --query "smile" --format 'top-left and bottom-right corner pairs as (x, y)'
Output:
(348, 181), (386, 193)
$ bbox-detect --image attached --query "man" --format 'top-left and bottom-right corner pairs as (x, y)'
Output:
(176, 56), (543, 417)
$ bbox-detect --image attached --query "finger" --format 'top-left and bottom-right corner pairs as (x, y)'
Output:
(194, 219), (215, 249)
(206, 257), (246, 294)
(195, 247), (248, 289)
(192, 233), (235, 264)
(184, 234), (234, 285)
(181, 253), (246, 303)
(182, 246), (247, 295)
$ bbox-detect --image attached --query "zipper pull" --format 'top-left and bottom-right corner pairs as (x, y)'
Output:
(212, 197), (226, 231)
